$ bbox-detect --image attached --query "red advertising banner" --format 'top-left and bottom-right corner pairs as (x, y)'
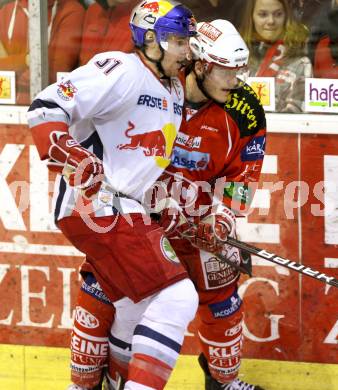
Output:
(0, 125), (337, 364)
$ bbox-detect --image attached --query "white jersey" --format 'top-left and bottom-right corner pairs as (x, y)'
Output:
(27, 51), (184, 220)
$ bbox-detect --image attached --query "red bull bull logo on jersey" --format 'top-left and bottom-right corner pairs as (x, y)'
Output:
(117, 121), (177, 168)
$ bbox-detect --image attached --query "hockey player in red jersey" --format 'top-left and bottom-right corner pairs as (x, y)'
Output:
(27, 1), (199, 390)
(64, 18), (266, 390)
(159, 19), (266, 390)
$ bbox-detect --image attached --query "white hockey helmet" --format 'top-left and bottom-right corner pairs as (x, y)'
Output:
(190, 19), (249, 68)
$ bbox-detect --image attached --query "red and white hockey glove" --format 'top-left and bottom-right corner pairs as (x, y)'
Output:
(159, 205), (192, 237)
(189, 206), (236, 253)
(47, 131), (104, 199)
(152, 197), (192, 237)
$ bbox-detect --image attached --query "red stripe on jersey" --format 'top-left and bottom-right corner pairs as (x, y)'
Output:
(31, 121), (69, 159)
(128, 353), (172, 389)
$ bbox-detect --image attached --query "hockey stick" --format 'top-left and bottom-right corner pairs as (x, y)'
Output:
(213, 250), (252, 276)
(225, 236), (338, 288)
(60, 169), (337, 287)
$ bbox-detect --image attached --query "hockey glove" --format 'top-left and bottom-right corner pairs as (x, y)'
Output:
(158, 205), (193, 237)
(151, 196), (192, 237)
(189, 206), (236, 253)
(48, 131), (104, 199)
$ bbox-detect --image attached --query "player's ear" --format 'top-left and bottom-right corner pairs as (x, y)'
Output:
(144, 30), (157, 46)
(194, 60), (205, 78)
(144, 30), (162, 60)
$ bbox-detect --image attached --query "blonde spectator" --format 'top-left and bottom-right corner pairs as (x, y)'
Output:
(240, 0), (313, 112)
(0, 0), (85, 104)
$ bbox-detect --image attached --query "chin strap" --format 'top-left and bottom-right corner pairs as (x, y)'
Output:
(140, 45), (170, 79)
(194, 69), (214, 102)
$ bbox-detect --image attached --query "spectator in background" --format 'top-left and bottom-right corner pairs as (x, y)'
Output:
(310, 0), (338, 78)
(240, 0), (313, 112)
(79, 0), (138, 66)
(0, 0), (85, 104)
(0, 0), (13, 7)
(290, 0), (329, 25)
(180, 0), (247, 28)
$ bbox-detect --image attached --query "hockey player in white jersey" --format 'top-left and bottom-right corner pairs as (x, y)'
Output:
(27, 1), (198, 389)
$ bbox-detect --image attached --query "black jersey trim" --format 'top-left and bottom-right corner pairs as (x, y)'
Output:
(224, 84), (266, 138)
(28, 99), (71, 121)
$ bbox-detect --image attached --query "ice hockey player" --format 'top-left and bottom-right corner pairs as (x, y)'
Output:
(26, 1), (199, 390)
(65, 19), (267, 390)
(161, 19), (267, 390)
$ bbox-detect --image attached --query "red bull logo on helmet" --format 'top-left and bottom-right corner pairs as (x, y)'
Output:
(141, 1), (174, 17)
(143, 1), (160, 13)
(117, 121), (177, 168)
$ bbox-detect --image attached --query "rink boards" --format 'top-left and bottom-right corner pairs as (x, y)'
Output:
(0, 112), (337, 388)
(0, 345), (337, 390)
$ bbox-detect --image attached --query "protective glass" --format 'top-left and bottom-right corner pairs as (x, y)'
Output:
(206, 64), (250, 89)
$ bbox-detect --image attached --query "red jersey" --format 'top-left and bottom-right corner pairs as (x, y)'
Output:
(165, 83), (267, 217)
(162, 83), (266, 292)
